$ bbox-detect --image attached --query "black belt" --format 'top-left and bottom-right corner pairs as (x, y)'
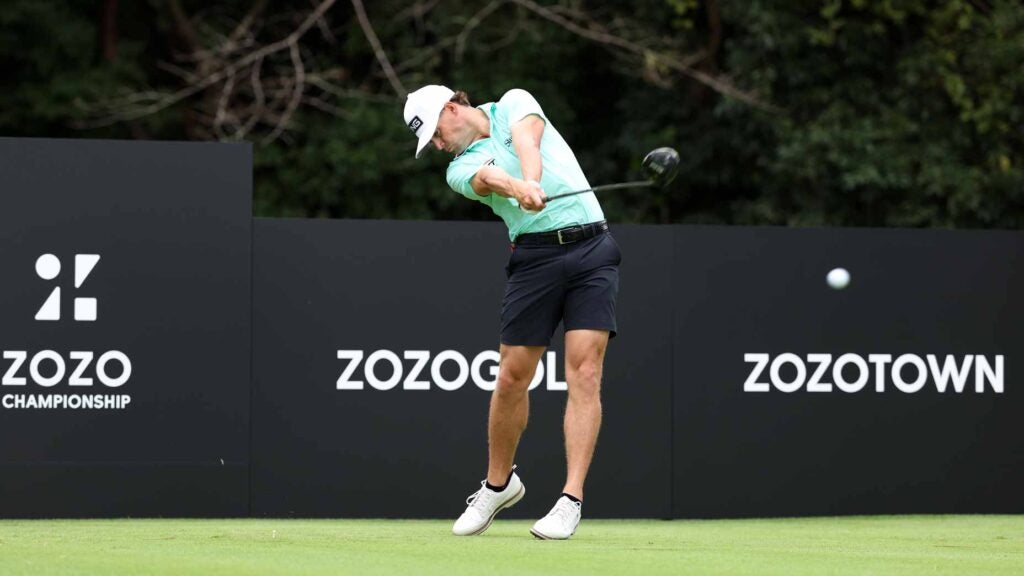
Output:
(513, 220), (609, 246)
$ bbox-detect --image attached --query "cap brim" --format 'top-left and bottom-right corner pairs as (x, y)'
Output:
(414, 113), (440, 159)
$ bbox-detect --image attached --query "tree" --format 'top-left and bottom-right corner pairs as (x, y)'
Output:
(3, 0), (1021, 228)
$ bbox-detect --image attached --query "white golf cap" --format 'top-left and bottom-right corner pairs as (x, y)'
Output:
(404, 84), (454, 158)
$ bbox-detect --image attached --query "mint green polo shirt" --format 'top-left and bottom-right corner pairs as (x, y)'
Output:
(445, 89), (605, 241)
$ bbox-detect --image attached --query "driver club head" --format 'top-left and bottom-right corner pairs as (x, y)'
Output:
(642, 147), (680, 187)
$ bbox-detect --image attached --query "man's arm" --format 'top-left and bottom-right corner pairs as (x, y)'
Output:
(510, 114), (545, 183)
(467, 113), (547, 210)
(470, 165), (546, 211)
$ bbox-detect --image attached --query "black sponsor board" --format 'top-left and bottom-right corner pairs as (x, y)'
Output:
(251, 219), (672, 518)
(672, 226), (1024, 517)
(0, 138), (251, 517)
(2, 137), (1021, 519)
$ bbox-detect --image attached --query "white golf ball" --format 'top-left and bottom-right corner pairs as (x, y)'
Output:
(827, 267), (851, 290)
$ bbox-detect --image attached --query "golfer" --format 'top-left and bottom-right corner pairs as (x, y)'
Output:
(404, 85), (620, 540)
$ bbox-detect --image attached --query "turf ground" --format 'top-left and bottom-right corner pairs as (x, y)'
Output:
(0, 516), (1021, 576)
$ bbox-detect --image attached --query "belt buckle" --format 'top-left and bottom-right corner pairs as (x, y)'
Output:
(557, 226), (582, 245)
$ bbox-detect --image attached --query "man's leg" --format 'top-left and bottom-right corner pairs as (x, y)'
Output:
(532, 233), (618, 539)
(452, 343), (543, 536)
(487, 343), (546, 486)
(561, 328), (609, 500)
(530, 328), (607, 540)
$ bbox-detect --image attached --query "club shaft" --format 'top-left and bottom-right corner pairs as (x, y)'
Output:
(542, 181), (653, 203)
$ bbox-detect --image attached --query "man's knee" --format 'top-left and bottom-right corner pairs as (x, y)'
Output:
(566, 356), (602, 402)
(567, 367), (602, 400)
(565, 330), (609, 396)
(496, 347), (543, 394)
(495, 369), (532, 396)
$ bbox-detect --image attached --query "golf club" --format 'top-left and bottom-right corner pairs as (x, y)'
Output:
(540, 147), (680, 204)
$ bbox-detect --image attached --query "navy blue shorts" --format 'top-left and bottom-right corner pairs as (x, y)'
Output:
(501, 230), (621, 346)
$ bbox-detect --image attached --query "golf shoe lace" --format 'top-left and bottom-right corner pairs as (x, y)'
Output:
(466, 481), (498, 511)
(547, 498), (581, 524)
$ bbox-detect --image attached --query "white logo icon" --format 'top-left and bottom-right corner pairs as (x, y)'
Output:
(35, 254), (100, 322)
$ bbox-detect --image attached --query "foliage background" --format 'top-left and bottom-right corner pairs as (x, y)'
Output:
(3, 0), (1022, 228)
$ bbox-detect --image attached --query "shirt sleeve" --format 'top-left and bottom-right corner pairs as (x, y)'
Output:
(499, 89), (547, 125)
(446, 150), (495, 203)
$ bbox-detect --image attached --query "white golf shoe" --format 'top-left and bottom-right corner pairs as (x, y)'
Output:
(452, 468), (525, 536)
(530, 496), (582, 540)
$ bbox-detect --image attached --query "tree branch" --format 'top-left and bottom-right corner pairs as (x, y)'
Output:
(351, 0), (406, 96)
(507, 0), (779, 112)
(213, 67), (237, 139)
(237, 56), (266, 139)
(456, 0), (506, 64)
(263, 42), (306, 144)
(77, 0), (338, 129)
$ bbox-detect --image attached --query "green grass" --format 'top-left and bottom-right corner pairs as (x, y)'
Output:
(0, 516), (1021, 576)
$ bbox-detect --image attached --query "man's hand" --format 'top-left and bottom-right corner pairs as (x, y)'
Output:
(516, 179), (546, 212)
